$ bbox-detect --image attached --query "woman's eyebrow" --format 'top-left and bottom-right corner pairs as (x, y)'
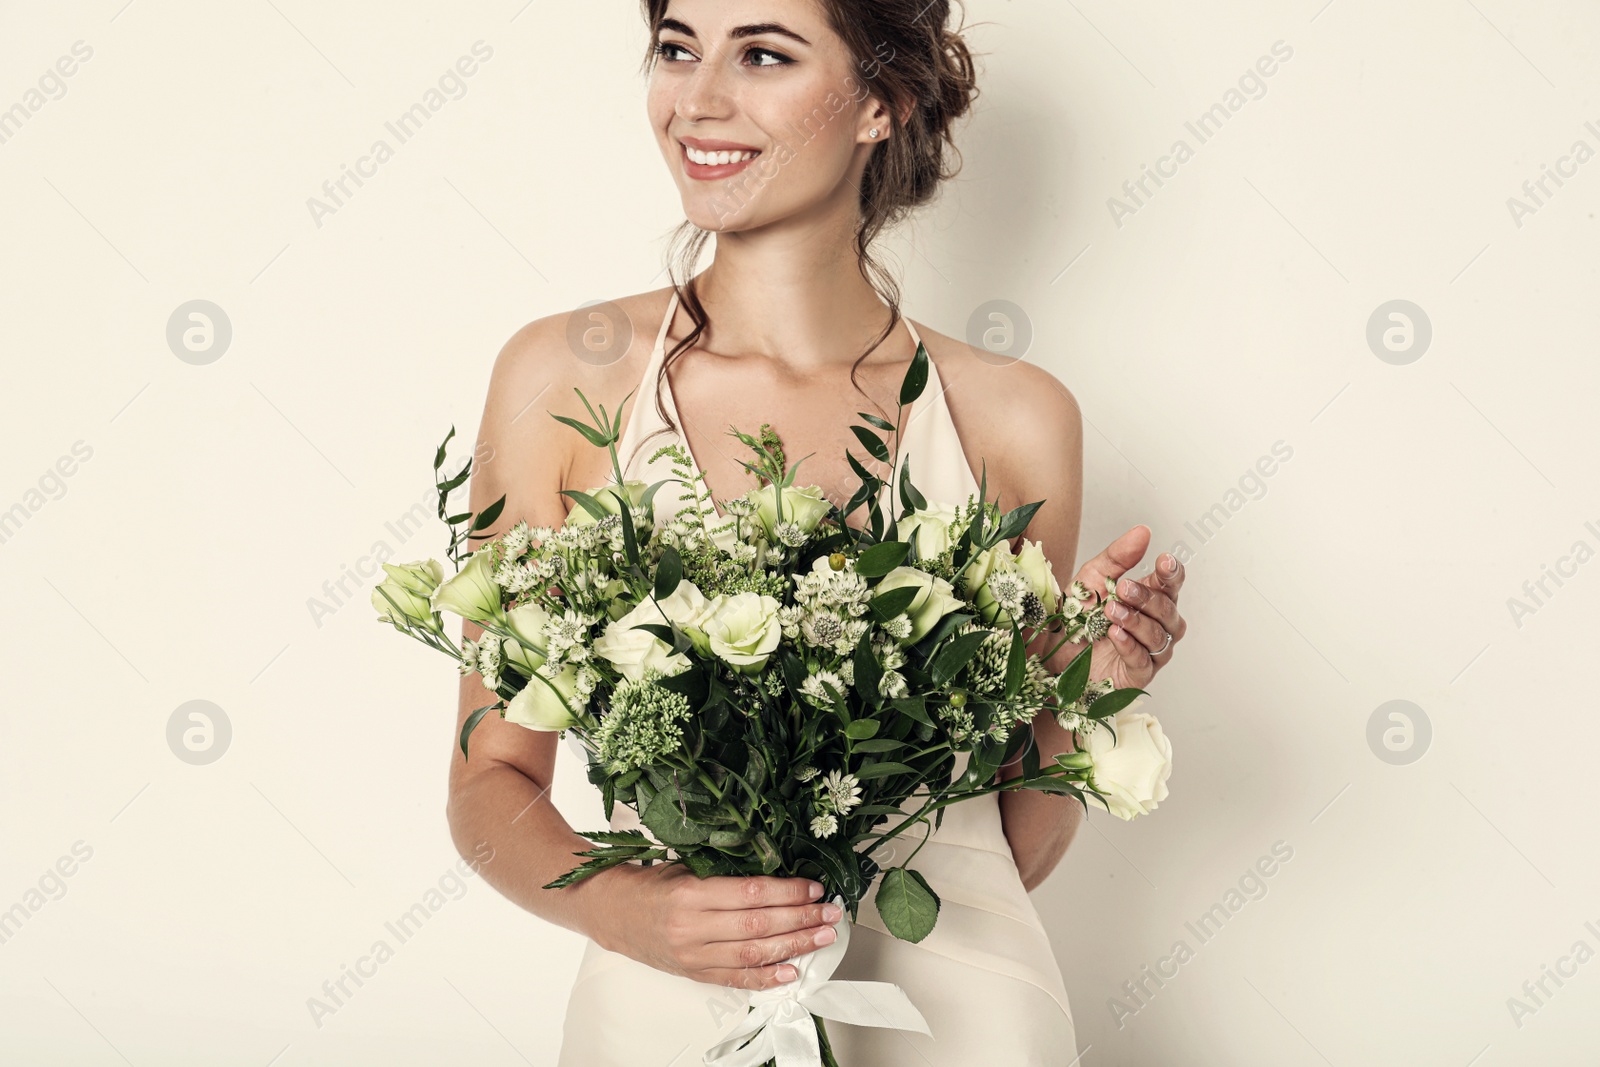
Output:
(658, 17), (812, 47)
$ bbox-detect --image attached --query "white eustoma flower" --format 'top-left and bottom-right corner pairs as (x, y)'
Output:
(747, 483), (833, 540)
(432, 548), (504, 624)
(504, 663), (583, 731)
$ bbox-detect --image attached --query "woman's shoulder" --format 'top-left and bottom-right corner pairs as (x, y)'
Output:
(489, 287), (675, 383)
(912, 317), (1082, 443)
(481, 287), (676, 428)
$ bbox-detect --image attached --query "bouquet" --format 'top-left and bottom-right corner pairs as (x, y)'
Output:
(373, 348), (1173, 1066)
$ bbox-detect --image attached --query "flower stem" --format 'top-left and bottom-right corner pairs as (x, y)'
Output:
(815, 1014), (843, 1067)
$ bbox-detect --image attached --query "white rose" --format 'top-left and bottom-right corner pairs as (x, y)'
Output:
(654, 578), (725, 657)
(1081, 706), (1172, 821)
(593, 596), (691, 682)
(705, 591), (783, 675)
(504, 664), (582, 731)
(896, 503), (960, 561)
(747, 483), (834, 540)
(1012, 538), (1063, 617)
(875, 566), (965, 645)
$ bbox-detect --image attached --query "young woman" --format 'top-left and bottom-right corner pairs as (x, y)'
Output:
(446, 2), (1188, 1062)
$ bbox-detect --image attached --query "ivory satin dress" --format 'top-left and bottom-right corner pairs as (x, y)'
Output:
(556, 291), (1078, 1065)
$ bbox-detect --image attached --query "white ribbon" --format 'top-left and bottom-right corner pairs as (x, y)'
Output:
(702, 895), (931, 1067)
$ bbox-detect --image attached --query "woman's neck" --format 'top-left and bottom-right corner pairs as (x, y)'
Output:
(688, 228), (908, 373)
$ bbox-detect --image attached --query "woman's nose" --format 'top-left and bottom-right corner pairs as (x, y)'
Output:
(676, 49), (738, 120)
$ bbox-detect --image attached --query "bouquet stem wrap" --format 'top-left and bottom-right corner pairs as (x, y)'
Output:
(701, 896), (931, 1067)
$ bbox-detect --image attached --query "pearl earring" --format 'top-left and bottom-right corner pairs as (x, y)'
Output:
(869, 128), (880, 138)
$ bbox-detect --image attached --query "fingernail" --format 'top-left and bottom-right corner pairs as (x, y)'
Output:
(777, 965), (797, 982)
(814, 926), (837, 946)
(822, 904), (842, 922)
(1107, 602), (1127, 620)
(808, 881), (823, 900)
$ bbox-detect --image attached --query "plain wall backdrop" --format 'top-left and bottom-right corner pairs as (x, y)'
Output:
(2, 1), (1597, 1063)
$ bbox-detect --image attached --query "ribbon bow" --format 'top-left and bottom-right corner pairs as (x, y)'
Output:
(702, 895), (931, 1067)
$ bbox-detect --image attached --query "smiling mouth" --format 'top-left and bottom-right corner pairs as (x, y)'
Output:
(682, 143), (762, 166)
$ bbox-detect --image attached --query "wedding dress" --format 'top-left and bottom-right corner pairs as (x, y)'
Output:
(555, 291), (1078, 1065)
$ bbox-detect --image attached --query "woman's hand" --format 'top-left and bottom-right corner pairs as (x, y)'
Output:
(595, 864), (844, 990)
(1074, 525), (1188, 691)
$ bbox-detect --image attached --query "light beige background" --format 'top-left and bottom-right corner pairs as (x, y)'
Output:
(3, 1), (1597, 1064)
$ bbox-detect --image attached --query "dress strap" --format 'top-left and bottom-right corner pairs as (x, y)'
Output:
(652, 289), (681, 361)
(902, 312), (923, 350)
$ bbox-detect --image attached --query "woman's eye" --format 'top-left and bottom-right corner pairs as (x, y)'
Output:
(746, 47), (792, 68)
(654, 40), (791, 67)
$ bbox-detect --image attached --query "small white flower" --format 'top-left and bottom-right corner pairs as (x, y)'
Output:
(822, 769), (863, 815)
(793, 765), (820, 783)
(500, 521), (531, 555)
(799, 670), (846, 707)
(809, 812), (839, 839)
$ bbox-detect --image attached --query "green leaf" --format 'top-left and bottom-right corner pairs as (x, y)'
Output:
(433, 426), (456, 471)
(851, 738), (903, 754)
(1056, 645), (1092, 704)
(857, 803), (908, 816)
(578, 829), (654, 847)
(460, 703), (498, 759)
(751, 832), (781, 874)
(867, 584), (919, 622)
(993, 500), (1044, 543)
(616, 493), (641, 570)
(845, 719), (881, 740)
(708, 827), (755, 848)
(855, 761), (915, 780)
(1019, 778), (1081, 796)
(1022, 730), (1041, 780)
(855, 540), (909, 578)
(561, 489), (611, 522)
(899, 344), (929, 407)
(857, 411), (896, 432)
(641, 785), (712, 846)
(548, 412), (611, 447)
(889, 695), (933, 727)
(654, 545), (682, 600)
(1087, 687), (1148, 719)
(852, 425), (891, 463)
(930, 630), (993, 688)
(470, 495), (507, 531)
(876, 867), (939, 942)
(898, 455), (926, 515)
(853, 628), (883, 707)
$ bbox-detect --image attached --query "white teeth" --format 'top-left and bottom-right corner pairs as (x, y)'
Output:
(684, 145), (758, 166)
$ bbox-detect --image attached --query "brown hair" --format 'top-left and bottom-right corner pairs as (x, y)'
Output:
(632, 0), (981, 468)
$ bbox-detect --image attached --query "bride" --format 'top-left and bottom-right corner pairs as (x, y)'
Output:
(446, 1), (1189, 1062)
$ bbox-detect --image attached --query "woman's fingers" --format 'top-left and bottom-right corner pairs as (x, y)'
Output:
(702, 901), (843, 944)
(1106, 597), (1167, 655)
(700, 920), (839, 974)
(701, 962), (802, 990)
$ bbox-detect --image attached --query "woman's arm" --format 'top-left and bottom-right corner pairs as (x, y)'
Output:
(981, 368), (1089, 892)
(443, 316), (643, 945)
(443, 310), (842, 987)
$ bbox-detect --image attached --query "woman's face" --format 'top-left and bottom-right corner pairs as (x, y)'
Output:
(646, 0), (888, 233)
